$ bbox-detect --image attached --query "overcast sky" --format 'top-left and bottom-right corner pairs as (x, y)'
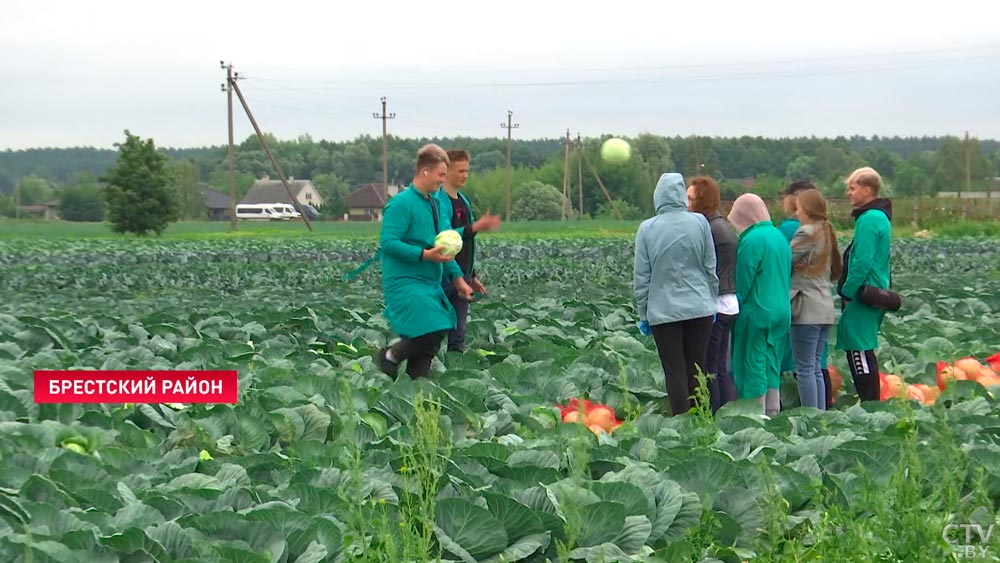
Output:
(3, 0), (999, 150)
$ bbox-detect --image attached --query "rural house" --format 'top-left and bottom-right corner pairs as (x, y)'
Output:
(200, 186), (232, 220)
(240, 176), (324, 209)
(344, 183), (404, 221)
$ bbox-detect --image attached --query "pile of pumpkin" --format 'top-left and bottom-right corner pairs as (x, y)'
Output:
(875, 353), (1000, 405)
(556, 398), (622, 435)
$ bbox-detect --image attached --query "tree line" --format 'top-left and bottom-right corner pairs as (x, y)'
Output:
(1, 132), (997, 226)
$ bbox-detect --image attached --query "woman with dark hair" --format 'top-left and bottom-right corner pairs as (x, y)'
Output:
(686, 176), (738, 412)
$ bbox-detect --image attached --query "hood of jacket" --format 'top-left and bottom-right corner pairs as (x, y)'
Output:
(653, 173), (688, 214)
(852, 198), (892, 221)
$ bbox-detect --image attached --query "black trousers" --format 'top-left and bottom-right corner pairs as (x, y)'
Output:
(706, 313), (737, 413)
(652, 316), (715, 416)
(390, 330), (447, 378)
(444, 275), (472, 352)
(845, 350), (880, 402)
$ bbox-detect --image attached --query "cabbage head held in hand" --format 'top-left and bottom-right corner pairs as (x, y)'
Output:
(434, 229), (463, 257)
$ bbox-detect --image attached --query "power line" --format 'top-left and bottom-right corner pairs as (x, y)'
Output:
(236, 45), (1000, 90)
(501, 110), (519, 222)
(242, 43), (1000, 78)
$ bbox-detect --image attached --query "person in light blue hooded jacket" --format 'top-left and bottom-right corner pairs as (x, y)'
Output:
(634, 172), (720, 416)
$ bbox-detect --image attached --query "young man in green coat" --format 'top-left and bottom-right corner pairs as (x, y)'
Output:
(433, 150), (501, 352)
(377, 144), (474, 378)
(728, 194), (792, 416)
(837, 167), (892, 402)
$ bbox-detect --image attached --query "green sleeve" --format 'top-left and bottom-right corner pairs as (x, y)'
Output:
(436, 191), (454, 231)
(444, 258), (463, 281)
(778, 220), (798, 242)
(840, 213), (878, 298)
(735, 236), (759, 305)
(380, 200), (423, 263)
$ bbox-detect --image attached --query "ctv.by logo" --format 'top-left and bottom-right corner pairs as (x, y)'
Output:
(943, 523), (994, 558)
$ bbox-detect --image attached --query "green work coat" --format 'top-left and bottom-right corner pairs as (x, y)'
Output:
(732, 221), (792, 398)
(380, 184), (463, 339)
(836, 199), (893, 351)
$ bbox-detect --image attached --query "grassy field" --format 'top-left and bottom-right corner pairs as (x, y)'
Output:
(1, 217), (999, 241)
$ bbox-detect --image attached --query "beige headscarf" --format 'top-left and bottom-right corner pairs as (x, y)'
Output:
(728, 193), (771, 233)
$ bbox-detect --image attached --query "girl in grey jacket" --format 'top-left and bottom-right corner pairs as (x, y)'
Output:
(789, 189), (841, 410)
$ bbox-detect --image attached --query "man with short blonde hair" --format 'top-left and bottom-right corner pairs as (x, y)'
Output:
(837, 166), (892, 402)
(377, 143), (474, 378)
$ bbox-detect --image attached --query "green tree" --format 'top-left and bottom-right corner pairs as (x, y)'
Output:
(815, 143), (853, 183)
(102, 130), (179, 235)
(933, 136), (994, 194)
(60, 185), (106, 221)
(860, 147), (902, 179)
(512, 181), (565, 221)
(470, 150), (506, 172)
(632, 133), (675, 214)
(15, 175), (57, 205)
(785, 156), (818, 181)
(312, 172), (351, 217)
(173, 160), (205, 220)
(0, 168), (13, 195)
(893, 162), (932, 198)
(595, 198), (643, 220)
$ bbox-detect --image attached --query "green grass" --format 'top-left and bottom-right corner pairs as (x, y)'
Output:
(0, 218), (644, 240)
(1, 217), (997, 241)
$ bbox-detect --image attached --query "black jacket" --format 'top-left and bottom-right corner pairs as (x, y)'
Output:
(708, 214), (737, 296)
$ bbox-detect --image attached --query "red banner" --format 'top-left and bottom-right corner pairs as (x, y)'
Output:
(33, 370), (238, 404)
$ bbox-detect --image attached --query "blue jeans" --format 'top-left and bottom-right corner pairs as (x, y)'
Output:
(791, 324), (831, 410)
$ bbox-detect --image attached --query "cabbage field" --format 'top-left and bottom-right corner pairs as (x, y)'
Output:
(1, 234), (999, 562)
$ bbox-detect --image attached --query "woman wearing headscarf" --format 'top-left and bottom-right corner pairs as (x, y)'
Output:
(727, 194), (791, 415)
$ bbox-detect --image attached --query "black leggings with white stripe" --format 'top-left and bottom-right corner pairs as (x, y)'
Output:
(846, 350), (880, 402)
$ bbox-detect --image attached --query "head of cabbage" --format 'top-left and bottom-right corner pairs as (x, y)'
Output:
(434, 230), (463, 257)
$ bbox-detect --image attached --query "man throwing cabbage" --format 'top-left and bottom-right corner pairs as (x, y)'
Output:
(433, 149), (501, 352)
(377, 144), (474, 378)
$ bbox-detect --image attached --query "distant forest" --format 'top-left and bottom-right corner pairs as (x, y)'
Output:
(1, 133), (997, 221)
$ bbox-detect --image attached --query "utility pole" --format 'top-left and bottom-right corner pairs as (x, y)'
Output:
(13, 179), (20, 219)
(577, 133), (583, 220)
(964, 130), (971, 198)
(562, 128), (571, 220)
(373, 97), (395, 202)
(962, 130), (972, 220)
(220, 61), (238, 231)
(229, 78), (314, 231)
(581, 151), (623, 220)
(501, 110), (519, 222)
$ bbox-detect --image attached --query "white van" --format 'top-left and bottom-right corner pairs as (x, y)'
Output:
(236, 204), (285, 221)
(270, 203), (301, 220)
